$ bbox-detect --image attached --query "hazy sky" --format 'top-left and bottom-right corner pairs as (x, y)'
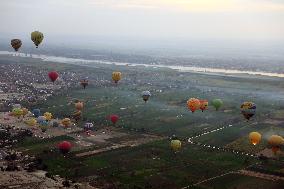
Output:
(1, 0), (284, 46)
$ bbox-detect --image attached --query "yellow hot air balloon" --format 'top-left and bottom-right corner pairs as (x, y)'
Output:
(31, 31), (44, 48)
(249, 132), (261, 145)
(268, 135), (284, 154)
(187, 98), (200, 113)
(112, 72), (122, 84)
(75, 102), (84, 111)
(61, 118), (71, 128)
(170, 140), (181, 152)
(25, 118), (37, 127)
(44, 112), (53, 121)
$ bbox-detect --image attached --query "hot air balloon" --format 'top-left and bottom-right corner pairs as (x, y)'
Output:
(75, 102), (84, 111)
(72, 111), (82, 122)
(249, 132), (261, 145)
(112, 72), (122, 84)
(31, 31), (44, 48)
(170, 140), (181, 152)
(12, 108), (23, 118)
(21, 108), (29, 117)
(48, 71), (59, 83)
(11, 39), (22, 51)
(61, 118), (71, 128)
(84, 122), (94, 131)
(32, 109), (41, 118)
(25, 118), (37, 127)
(80, 79), (89, 89)
(109, 114), (119, 125)
(268, 135), (284, 154)
(142, 91), (151, 103)
(58, 141), (72, 154)
(44, 112), (52, 121)
(241, 102), (256, 120)
(212, 99), (223, 111)
(187, 98), (200, 113)
(199, 100), (208, 112)
(37, 116), (46, 124)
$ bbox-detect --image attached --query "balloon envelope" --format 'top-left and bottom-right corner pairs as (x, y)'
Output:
(58, 141), (72, 154)
(249, 132), (261, 145)
(142, 91), (151, 102)
(268, 135), (284, 154)
(199, 100), (208, 112)
(32, 109), (41, 118)
(110, 114), (119, 124)
(112, 72), (122, 83)
(241, 102), (256, 120)
(31, 31), (44, 48)
(187, 98), (200, 113)
(11, 39), (22, 51)
(48, 71), (59, 83)
(212, 99), (223, 111)
(170, 140), (181, 152)
(75, 102), (84, 111)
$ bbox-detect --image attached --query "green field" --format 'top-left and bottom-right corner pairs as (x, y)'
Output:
(4, 56), (284, 188)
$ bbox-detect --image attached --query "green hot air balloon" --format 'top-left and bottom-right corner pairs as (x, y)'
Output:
(31, 31), (44, 48)
(212, 99), (223, 111)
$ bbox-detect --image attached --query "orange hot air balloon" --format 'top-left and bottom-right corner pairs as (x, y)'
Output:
(249, 132), (261, 145)
(199, 100), (208, 112)
(75, 102), (84, 111)
(268, 135), (284, 154)
(187, 98), (200, 113)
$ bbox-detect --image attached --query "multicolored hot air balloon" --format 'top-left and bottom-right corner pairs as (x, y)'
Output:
(32, 109), (41, 118)
(80, 79), (89, 89)
(142, 91), (151, 103)
(75, 102), (84, 111)
(84, 122), (94, 131)
(109, 114), (119, 125)
(249, 132), (261, 145)
(58, 141), (72, 154)
(212, 99), (223, 111)
(37, 116), (46, 124)
(31, 31), (44, 48)
(72, 110), (82, 122)
(199, 100), (208, 112)
(241, 102), (256, 120)
(61, 118), (71, 128)
(268, 135), (284, 154)
(48, 71), (59, 83)
(21, 108), (29, 117)
(187, 98), (200, 113)
(112, 72), (122, 84)
(12, 108), (23, 118)
(11, 39), (22, 51)
(170, 140), (181, 152)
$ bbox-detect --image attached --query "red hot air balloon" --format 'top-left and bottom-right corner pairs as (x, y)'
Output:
(48, 71), (59, 83)
(109, 114), (119, 125)
(58, 141), (72, 154)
